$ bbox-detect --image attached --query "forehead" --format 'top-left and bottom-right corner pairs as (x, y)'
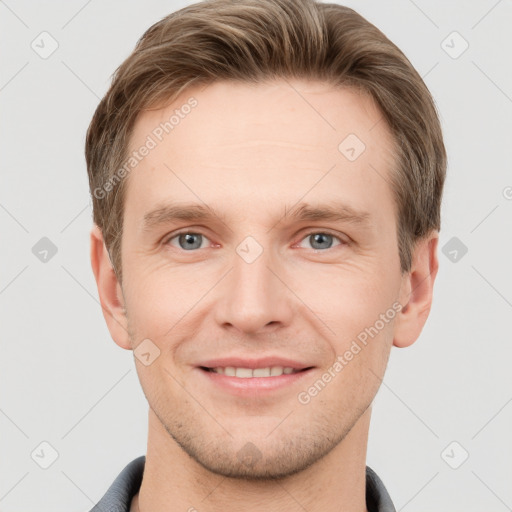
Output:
(124, 79), (397, 227)
(131, 79), (391, 154)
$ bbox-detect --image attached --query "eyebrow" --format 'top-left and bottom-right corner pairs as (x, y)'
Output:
(283, 202), (372, 226)
(142, 201), (372, 231)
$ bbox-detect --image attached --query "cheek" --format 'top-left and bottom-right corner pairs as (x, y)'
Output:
(123, 262), (209, 339)
(293, 262), (399, 337)
(288, 265), (399, 385)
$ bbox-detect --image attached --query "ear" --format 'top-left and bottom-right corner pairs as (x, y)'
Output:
(393, 232), (439, 348)
(90, 224), (132, 350)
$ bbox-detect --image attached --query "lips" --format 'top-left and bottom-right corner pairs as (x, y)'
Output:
(203, 366), (303, 378)
(198, 356), (313, 375)
(196, 357), (314, 394)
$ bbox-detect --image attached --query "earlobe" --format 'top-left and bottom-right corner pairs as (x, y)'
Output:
(90, 224), (132, 350)
(393, 233), (439, 348)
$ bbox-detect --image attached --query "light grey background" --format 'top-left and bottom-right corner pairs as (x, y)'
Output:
(1, 1), (511, 511)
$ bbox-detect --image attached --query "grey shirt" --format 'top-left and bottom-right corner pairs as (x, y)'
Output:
(90, 455), (396, 512)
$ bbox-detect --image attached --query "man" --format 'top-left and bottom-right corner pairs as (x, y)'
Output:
(87, 0), (446, 510)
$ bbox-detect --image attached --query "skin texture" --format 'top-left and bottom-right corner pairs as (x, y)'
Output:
(91, 79), (439, 512)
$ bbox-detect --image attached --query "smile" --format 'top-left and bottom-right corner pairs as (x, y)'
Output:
(202, 366), (305, 378)
(197, 363), (314, 395)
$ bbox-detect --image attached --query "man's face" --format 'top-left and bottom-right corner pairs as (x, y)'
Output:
(118, 80), (405, 478)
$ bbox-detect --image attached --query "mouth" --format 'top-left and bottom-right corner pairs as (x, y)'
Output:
(196, 358), (315, 395)
(199, 366), (312, 378)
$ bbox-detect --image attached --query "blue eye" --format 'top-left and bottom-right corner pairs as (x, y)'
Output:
(167, 232), (210, 250)
(298, 232), (343, 250)
(165, 231), (345, 252)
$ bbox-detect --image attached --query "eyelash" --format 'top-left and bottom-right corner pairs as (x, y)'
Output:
(295, 230), (348, 250)
(164, 229), (348, 251)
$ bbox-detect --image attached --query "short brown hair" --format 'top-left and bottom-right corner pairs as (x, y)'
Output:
(85, 0), (446, 281)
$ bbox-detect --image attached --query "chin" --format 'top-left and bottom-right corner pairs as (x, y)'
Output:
(161, 412), (352, 481)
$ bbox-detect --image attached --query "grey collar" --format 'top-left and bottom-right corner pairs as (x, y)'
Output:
(90, 455), (396, 512)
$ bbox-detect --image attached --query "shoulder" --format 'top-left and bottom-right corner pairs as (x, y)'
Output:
(366, 466), (396, 512)
(89, 455), (146, 512)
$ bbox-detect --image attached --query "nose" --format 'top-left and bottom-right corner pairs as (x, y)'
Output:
(214, 240), (294, 336)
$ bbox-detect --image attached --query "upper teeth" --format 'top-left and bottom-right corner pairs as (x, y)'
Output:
(211, 366), (298, 377)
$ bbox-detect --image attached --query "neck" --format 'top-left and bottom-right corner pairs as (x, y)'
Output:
(134, 407), (372, 512)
